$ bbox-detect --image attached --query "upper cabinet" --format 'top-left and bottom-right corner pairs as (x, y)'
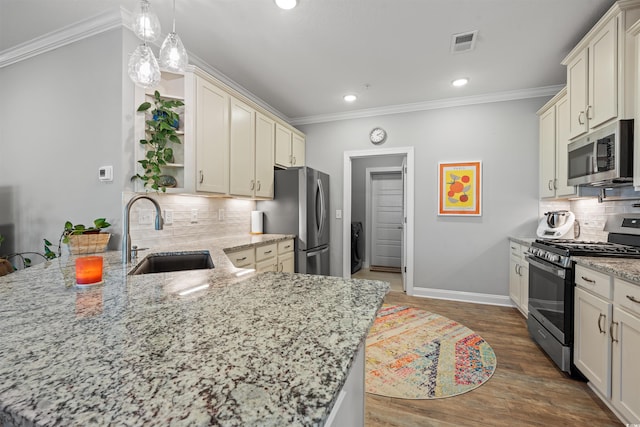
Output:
(133, 67), (304, 199)
(275, 123), (306, 168)
(562, 1), (640, 140)
(537, 88), (577, 199)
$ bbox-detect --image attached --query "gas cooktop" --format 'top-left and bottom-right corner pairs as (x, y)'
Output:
(532, 239), (640, 257)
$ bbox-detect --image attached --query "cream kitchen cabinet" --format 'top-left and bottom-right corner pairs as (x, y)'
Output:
(508, 240), (529, 317)
(278, 239), (295, 273)
(229, 99), (276, 199)
(275, 123), (305, 168)
(229, 97), (256, 197)
(573, 263), (640, 424)
(226, 239), (294, 273)
(195, 74), (229, 194)
(256, 243), (278, 272)
(562, 2), (640, 140)
(537, 89), (577, 199)
(226, 247), (256, 269)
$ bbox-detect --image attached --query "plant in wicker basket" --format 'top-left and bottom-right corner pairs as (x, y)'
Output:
(47, 218), (112, 257)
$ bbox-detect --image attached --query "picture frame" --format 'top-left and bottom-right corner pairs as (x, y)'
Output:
(438, 161), (482, 216)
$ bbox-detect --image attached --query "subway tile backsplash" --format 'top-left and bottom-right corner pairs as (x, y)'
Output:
(123, 192), (256, 249)
(539, 187), (640, 242)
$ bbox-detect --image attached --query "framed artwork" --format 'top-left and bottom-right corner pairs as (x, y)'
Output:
(438, 161), (482, 216)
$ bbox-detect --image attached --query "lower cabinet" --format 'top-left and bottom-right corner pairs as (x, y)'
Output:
(574, 264), (640, 424)
(226, 239), (295, 274)
(325, 343), (364, 427)
(508, 240), (529, 317)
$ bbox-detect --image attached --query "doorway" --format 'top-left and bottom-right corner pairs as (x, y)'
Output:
(343, 147), (414, 295)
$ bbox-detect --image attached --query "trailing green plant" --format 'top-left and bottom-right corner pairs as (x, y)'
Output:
(134, 90), (184, 192)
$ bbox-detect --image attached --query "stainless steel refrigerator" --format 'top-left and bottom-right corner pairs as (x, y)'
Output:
(257, 167), (330, 275)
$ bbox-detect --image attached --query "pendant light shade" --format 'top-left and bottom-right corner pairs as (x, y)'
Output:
(159, 32), (188, 72)
(132, 0), (161, 42)
(128, 43), (161, 89)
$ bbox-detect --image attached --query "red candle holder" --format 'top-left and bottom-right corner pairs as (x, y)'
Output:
(75, 256), (104, 286)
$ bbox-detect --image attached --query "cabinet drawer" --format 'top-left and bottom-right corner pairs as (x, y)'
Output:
(575, 265), (612, 299)
(278, 239), (294, 254)
(614, 278), (640, 317)
(227, 248), (255, 268)
(256, 243), (277, 261)
(509, 241), (522, 258)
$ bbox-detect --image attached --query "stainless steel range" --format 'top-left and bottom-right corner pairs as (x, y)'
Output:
(525, 214), (640, 375)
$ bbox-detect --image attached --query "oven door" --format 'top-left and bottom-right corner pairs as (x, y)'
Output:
(525, 255), (573, 345)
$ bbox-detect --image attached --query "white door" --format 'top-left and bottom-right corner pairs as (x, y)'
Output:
(401, 158), (407, 290)
(370, 172), (403, 270)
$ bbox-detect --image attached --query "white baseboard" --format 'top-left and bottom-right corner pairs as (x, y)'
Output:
(410, 286), (515, 307)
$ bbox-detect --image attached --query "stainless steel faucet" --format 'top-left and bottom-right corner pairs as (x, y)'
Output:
(123, 195), (164, 263)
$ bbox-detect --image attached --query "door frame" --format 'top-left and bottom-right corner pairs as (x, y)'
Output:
(365, 166), (403, 268)
(343, 147), (414, 295)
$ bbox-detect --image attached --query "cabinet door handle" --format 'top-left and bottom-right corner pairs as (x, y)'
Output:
(199, 170), (204, 184)
(626, 295), (640, 304)
(292, 156), (296, 165)
(548, 180), (554, 191)
(610, 321), (619, 343)
(236, 256), (247, 262)
(278, 262), (283, 272)
(514, 264), (520, 275)
(553, 179), (558, 190)
(586, 105), (593, 120)
(250, 180), (255, 190)
(578, 111), (585, 125)
(581, 276), (596, 284)
(257, 180), (261, 191)
(264, 250), (272, 254)
(597, 313), (606, 334)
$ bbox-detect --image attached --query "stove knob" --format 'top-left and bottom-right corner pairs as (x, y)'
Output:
(549, 254), (560, 263)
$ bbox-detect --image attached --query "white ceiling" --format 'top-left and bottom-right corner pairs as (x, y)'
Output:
(0, 0), (617, 123)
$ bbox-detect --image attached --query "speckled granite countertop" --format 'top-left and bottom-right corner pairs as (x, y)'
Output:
(573, 256), (640, 285)
(0, 234), (389, 426)
(509, 237), (535, 247)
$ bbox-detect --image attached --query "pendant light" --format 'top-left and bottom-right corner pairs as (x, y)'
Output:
(159, 0), (188, 72)
(132, 0), (161, 42)
(128, 0), (161, 88)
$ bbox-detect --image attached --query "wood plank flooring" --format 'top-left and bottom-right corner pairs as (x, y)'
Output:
(365, 291), (622, 427)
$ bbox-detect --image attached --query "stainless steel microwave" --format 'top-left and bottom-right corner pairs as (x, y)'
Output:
(567, 119), (634, 186)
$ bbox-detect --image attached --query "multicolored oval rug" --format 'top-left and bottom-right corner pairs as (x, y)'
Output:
(365, 305), (497, 399)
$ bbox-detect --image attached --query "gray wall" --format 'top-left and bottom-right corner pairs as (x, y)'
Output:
(301, 98), (545, 296)
(0, 29), (137, 258)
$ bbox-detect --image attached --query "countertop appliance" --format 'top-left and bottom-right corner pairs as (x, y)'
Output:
(257, 167), (330, 276)
(525, 213), (640, 375)
(536, 210), (576, 239)
(567, 119), (633, 187)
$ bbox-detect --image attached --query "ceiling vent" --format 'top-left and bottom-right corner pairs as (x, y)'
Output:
(450, 30), (478, 54)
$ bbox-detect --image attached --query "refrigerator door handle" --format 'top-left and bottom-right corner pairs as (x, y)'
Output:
(306, 246), (329, 257)
(317, 178), (326, 238)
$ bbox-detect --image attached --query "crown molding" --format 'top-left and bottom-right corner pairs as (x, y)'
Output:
(0, 7), (129, 69)
(289, 85), (565, 126)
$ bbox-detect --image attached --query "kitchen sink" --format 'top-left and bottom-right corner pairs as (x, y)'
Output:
(128, 251), (214, 275)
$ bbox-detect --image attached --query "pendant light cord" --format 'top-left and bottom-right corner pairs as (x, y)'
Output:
(172, 0), (176, 33)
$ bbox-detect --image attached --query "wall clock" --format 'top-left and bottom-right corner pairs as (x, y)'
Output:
(369, 127), (387, 145)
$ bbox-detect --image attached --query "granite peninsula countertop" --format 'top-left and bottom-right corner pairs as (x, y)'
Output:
(0, 234), (389, 426)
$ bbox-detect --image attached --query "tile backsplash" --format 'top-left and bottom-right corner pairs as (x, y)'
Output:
(123, 192), (256, 249)
(539, 187), (640, 242)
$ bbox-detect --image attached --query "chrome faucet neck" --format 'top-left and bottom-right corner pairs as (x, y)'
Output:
(123, 195), (164, 263)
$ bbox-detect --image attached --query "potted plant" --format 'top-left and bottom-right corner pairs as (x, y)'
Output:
(134, 90), (184, 192)
(47, 218), (112, 257)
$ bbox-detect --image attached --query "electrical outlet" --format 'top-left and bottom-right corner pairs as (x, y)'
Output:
(191, 209), (198, 223)
(139, 209), (153, 225)
(164, 209), (173, 225)
(218, 209), (224, 221)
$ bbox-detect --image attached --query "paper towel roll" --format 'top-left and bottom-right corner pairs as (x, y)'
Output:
(251, 211), (263, 234)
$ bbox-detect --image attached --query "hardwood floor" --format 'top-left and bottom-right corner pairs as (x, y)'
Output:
(365, 291), (622, 427)
(353, 268), (403, 292)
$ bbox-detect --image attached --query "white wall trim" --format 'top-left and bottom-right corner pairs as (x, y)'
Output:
(364, 166), (402, 268)
(344, 147), (414, 295)
(0, 7), (129, 68)
(291, 85), (564, 125)
(411, 287), (515, 307)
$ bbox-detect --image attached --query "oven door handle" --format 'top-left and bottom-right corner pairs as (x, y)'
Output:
(525, 255), (566, 279)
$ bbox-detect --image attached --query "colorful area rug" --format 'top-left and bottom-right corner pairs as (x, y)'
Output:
(365, 305), (497, 399)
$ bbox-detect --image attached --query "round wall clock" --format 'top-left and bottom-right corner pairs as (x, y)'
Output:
(369, 127), (387, 145)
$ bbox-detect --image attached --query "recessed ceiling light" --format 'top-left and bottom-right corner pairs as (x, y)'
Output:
(275, 0), (297, 9)
(452, 78), (469, 87)
(343, 94), (357, 102)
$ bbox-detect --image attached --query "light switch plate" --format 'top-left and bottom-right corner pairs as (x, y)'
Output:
(335, 209), (342, 219)
(191, 209), (198, 223)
